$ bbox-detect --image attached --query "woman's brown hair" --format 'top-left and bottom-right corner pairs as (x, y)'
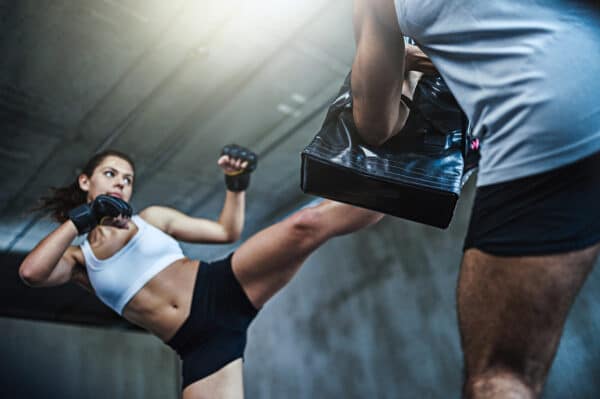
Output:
(37, 150), (135, 222)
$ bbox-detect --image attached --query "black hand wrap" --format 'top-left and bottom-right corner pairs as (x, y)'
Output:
(68, 194), (133, 234)
(221, 144), (258, 192)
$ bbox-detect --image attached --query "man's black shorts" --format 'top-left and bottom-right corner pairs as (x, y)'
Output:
(464, 150), (600, 256)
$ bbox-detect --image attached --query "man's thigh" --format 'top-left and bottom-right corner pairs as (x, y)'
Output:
(457, 244), (600, 392)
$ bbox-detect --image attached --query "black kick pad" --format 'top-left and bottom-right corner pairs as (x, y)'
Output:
(301, 72), (472, 229)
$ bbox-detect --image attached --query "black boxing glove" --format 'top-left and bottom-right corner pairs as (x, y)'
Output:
(221, 144), (258, 192)
(68, 194), (133, 234)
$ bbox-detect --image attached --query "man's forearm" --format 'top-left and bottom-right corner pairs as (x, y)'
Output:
(352, 0), (407, 146)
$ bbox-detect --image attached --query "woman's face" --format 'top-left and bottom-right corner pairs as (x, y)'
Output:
(79, 155), (135, 203)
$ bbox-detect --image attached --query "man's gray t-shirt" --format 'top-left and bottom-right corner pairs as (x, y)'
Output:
(395, 0), (600, 186)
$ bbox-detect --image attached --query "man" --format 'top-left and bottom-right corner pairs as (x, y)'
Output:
(351, 0), (600, 398)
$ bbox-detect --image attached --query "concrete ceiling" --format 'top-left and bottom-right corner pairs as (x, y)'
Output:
(0, 0), (355, 325)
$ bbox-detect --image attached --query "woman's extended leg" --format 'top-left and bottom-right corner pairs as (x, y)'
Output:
(232, 200), (383, 309)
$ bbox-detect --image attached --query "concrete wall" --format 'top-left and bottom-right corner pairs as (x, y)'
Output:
(0, 318), (179, 399)
(244, 183), (600, 399)
(2, 182), (599, 398)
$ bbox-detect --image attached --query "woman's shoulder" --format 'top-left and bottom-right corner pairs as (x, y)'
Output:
(138, 205), (178, 233)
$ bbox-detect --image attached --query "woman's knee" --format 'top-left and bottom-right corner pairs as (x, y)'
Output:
(286, 207), (328, 245)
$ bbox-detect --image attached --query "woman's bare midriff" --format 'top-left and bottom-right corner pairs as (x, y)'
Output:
(85, 221), (200, 342)
(122, 258), (246, 398)
(122, 257), (200, 342)
(84, 220), (245, 395)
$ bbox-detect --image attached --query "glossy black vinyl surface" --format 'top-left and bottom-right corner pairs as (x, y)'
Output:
(301, 73), (466, 229)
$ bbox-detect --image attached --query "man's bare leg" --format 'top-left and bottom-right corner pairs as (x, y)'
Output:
(458, 243), (600, 398)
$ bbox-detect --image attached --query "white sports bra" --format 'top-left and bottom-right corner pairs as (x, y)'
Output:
(80, 215), (185, 314)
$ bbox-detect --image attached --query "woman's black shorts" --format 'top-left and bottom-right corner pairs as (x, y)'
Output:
(464, 150), (600, 256)
(166, 253), (258, 389)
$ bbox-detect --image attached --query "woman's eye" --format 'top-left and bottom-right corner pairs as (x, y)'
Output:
(104, 170), (114, 177)
(123, 177), (132, 185)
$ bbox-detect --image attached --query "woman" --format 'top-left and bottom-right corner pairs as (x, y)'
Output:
(18, 146), (383, 398)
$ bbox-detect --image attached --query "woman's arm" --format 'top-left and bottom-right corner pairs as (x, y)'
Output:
(20, 195), (132, 288)
(140, 190), (244, 244)
(140, 145), (258, 243)
(19, 221), (84, 287)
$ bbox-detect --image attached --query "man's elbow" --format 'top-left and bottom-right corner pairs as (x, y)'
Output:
(354, 118), (395, 147)
(353, 102), (398, 147)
